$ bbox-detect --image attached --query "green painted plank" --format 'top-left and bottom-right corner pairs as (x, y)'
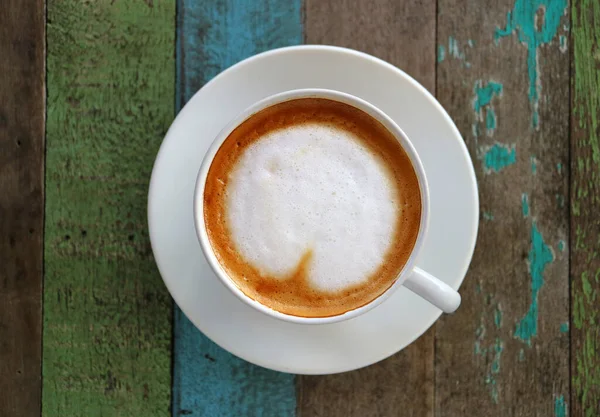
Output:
(571, 1), (600, 416)
(43, 1), (175, 416)
(173, 1), (302, 416)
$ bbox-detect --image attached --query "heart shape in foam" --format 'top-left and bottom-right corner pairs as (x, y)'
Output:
(226, 122), (399, 292)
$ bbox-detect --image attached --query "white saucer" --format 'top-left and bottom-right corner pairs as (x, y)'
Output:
(148, 46), (479, 374)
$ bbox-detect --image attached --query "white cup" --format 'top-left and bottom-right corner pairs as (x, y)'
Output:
(193, 89), (461, 324)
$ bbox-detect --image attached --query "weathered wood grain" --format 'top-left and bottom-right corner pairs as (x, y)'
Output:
(43, 1), (174, 415)
(300, 1), (436, 416)
(298, 328), (434, 417)
(173, 1), (302, 416)
(304, 0), (436, 91)
(571, 1), (600, 415)
(0, 0), (45, 416)
(435, 0), (570, 415)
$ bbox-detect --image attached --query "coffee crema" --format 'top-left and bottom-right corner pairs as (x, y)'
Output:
(203, 98), (421, 317)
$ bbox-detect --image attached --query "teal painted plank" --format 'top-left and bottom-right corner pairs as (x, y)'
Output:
(177, 0), (304, 106)
(174, 1), (302, 416)
(173, 311), (296, 417)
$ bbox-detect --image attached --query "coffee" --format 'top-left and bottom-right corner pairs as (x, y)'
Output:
(203, 98), (421, 317)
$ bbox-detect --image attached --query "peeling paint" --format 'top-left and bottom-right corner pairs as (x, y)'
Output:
(474, 320), (487, 355)
(514, 222), (554, 345)
(494, 305), (503, 328)
(485, 338), (504, 404)
(557, 162), (563, 174)
(473, 291), (505, 404)
(483, 211), (494, 221)
(554, 394), (567, 417)
(473, 81), (503, 139)
(491, 339), (503, 374)
(560, 322), (569, 333)
(486, 108), (497, 132)
(582, 271), (593, 300)
(530, 155), (538, 174)
(558, 240), (565, 252)
(445, 36), (472, 67)
(448, 36), (464, 59)
(482, 143), (516, 173)
(495, 0), (568, 128)
(474, 81), (504, 112)
(518, 348), (525, 361)
(559, 35), (567, 53)
(522, 193), (530, 217)
(475, 323), (504, 403)
(437, 45), (446, 63)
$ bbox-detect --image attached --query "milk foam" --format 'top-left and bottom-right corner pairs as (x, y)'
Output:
(225, 123), (400, 292)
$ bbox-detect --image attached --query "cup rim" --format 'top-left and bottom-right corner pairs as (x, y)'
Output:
(193, 88), (430, 325)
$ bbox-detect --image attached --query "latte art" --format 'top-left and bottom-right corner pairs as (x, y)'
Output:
(226, 123), (399, 291)
(203, 98), (421, 317)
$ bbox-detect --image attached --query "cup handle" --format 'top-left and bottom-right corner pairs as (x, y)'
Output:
(403, 267), (461, 313)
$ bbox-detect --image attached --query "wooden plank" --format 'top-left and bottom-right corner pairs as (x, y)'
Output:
(173, 1), (302, 416)
(299, 1), (436, 416)
(298, 328), (434, 417)
(304, 0), (436, 90)
(571, 1), (600, 415)
(435, 0), (570, 415)
(0, 0), (45, 416)
(42, 1), (174, 415)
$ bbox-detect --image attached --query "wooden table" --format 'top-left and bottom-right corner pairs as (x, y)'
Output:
(1, 0), (598, 416)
